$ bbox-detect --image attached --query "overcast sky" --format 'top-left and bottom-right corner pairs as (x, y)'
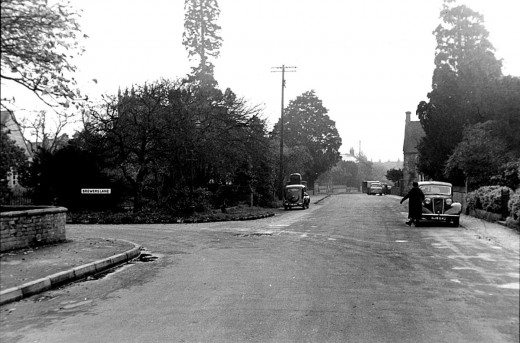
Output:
(6, 0), (520, 162)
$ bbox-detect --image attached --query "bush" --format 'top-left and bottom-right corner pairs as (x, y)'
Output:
(508, 190), (520, 220)
(467, 186), (513, 213)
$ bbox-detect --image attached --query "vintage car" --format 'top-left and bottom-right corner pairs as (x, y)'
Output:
(368, 182), (383, 195)
(284, 184), (310, 210)
(418, 181), (462, 226)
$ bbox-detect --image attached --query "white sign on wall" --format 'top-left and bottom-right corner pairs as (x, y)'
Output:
(81, 189), (111, 194)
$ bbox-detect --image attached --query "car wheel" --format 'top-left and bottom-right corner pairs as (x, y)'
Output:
(452, 218), (459, 227)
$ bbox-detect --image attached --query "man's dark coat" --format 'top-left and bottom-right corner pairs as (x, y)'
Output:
(401, 186), (425, 219)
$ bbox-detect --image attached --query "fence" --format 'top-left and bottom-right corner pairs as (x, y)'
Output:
(3, 191), (33, 206)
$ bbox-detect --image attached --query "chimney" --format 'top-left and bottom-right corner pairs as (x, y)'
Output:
(405, 111), (411, 124)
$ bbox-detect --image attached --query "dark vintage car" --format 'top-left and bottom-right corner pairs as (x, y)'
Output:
(284, 184), (310, 210)
(419, 181), (462, 226)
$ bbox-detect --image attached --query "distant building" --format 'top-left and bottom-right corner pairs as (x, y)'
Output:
(402, 111), (425, 193)
(1, 111), (32, 190)
(342, 147), (357, 162)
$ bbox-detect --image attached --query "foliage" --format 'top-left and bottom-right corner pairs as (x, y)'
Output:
(272, 90), (342, 187)
(0, 126), (29, 202)
(355, 152), (374, 184)
(467, 186), (513, 214)
(385, 168), (403, 185)
(183, 0), (222, 77)
(491, 160), (520, 190)
(445, 122), (510, 188)
(1, 0), (86, 110)
(80, 78), (273, 212)
(67, 205), (274, 224)
(24, 142), (122, 210)
(508, 190), (520, 220)
(416, 1), (503, 183)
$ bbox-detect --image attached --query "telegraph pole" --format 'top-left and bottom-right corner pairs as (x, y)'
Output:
(271, 65), (297, 199)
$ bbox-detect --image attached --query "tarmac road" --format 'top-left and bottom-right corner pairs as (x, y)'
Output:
(0, 194), (518, 343)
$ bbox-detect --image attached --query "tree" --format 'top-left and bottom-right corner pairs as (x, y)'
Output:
(183, 0), (222, 78)
(0, 126), (29, 202)
(1, 0), (86, 111)
(386, 168), (403, 185)
(82, 78), (271, 211)
(25, 143), (120, 209)
(272, 90), (342, 187)
(416, 0), (503, 182)
(445, 122), (510, 189)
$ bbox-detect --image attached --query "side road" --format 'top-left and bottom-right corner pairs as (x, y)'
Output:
(0, 196), (329, 306)
(1, 193), (517, 307)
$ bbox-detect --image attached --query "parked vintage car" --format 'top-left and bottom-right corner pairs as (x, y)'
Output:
(419, 181), (462, 226)
(368, 182), (383, 195)
(284, 184), (310, 210)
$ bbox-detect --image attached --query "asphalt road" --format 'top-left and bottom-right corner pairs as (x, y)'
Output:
(1, 194), (518, 343)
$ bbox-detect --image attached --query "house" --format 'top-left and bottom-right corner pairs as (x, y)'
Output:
(1, 110), (32, 190)
(402, 111), (425, 193)
(342, 147), (357, 162)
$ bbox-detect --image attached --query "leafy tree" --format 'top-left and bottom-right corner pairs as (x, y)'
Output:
(1, 0), (86, 110)
(82, 78), (271, 211)
(25, 143), (120, 209)
(445, 122), (509, 189)
(386, 168), (403, 185)
(355, 152), (373, 185)
(82, 80), (178, 212)
(491, 160), (520, 190)
(183, 0), (222, 77)
(0, 126), (29, 202)
(272, 90), (342, 187)
(416, 1), (502, 182)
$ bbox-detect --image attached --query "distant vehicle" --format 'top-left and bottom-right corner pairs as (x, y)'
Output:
(418, 181), (462, 227)
(284, 173), (310, 210)
(362, 181), (380, 194)
(368, 182), (383, 195)
(284, 184), (310, 210)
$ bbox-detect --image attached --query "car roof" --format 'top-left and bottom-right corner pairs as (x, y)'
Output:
(285, 184), (305, 189)
(418, 181), (452, 187)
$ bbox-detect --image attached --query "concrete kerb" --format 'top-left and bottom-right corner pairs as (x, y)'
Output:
(0, 239), (141, 307)
(313, 194), (331, 204)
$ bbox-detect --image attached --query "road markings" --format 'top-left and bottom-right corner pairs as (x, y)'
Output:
(497, 283), (519, 290)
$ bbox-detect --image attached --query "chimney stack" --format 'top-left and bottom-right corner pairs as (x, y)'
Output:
(405, 111), (411, 124)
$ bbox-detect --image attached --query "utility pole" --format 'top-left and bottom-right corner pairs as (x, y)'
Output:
(271, 65), (297, 200)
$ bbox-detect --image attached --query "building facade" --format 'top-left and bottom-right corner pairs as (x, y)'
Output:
(402, 111), (425, 194)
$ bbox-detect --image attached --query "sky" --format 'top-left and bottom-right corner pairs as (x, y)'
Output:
(4, 0), (520, 162)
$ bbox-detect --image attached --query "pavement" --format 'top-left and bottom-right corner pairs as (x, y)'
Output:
(0, 192), (517, 307)
(0, 236), (141, 306)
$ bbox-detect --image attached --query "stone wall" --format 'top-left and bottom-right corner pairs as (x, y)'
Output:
(0, 206), (67, 252)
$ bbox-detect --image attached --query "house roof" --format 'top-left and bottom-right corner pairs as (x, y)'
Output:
(1, 110), (33, 159)
(403, 121), (425, 154)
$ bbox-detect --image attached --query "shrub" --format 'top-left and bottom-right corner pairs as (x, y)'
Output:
(508, 190), (520, 220)
(467, 186), (513, 213)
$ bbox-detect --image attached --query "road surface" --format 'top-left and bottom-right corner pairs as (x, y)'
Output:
(1, 194), (518, 342)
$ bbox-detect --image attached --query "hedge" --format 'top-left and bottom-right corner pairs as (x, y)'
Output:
(508, 190), (520, 220)
(467, 186), (513, 214)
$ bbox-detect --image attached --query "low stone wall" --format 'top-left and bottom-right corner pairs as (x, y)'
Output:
(0, 206), (67, 253)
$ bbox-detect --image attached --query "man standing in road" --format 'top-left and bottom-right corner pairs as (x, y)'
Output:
(400, 181), (425, 226)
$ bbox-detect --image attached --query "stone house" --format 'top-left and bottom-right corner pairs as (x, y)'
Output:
(402, 111), (425, 194)
(1, 111), (32, 190)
